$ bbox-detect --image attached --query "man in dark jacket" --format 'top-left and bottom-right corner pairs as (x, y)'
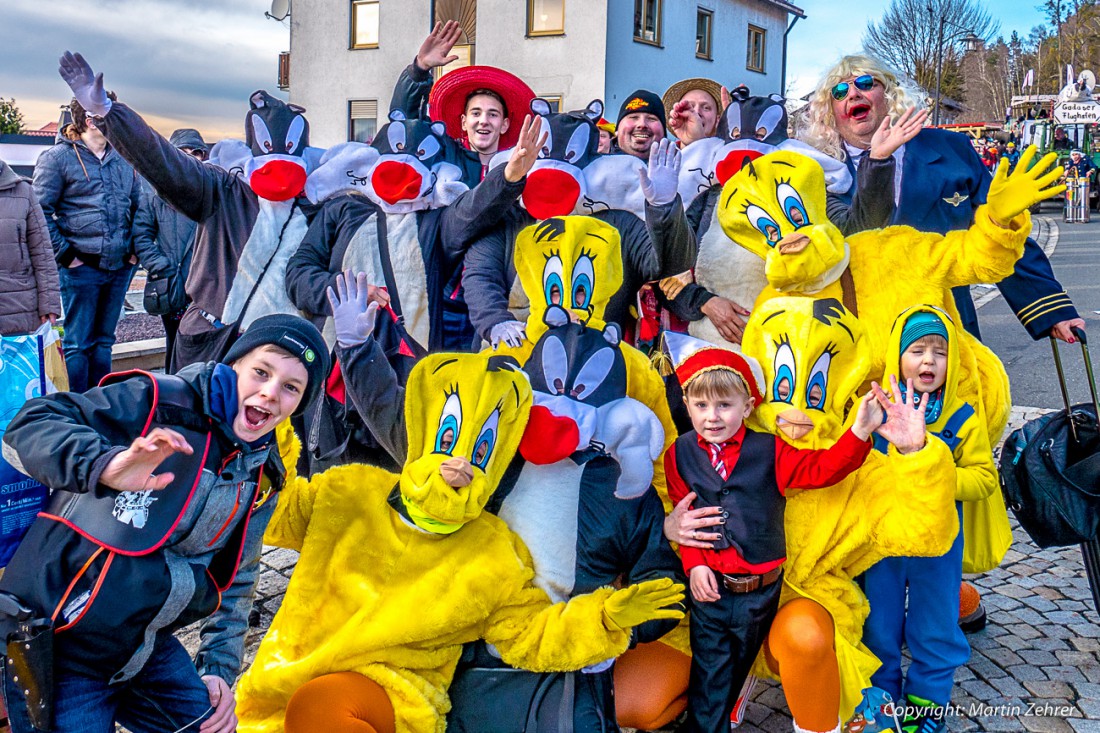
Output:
(0, 314), (327, 733)
(33, 94), (140, 392)
(133, 128), (207, 369)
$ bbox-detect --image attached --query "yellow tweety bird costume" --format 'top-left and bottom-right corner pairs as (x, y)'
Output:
(741, 297), (960, 720)
(236, 352), (681, 733)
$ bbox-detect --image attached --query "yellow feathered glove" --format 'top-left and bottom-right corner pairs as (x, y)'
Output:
(987, 145), (1066, 225)
(602, 578), (686, 630)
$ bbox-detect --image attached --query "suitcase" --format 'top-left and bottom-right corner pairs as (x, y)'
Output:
(999, 327), (1100, 611)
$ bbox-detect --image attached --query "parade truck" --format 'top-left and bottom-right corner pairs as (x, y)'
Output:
(1013, 82), (1100, 210)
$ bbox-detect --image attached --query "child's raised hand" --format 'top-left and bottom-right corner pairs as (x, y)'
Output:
(870, 375), (928, 454)
(851, 391), (884, 441)
(690, 565), (721, 603)
(100, 427), (194, 492)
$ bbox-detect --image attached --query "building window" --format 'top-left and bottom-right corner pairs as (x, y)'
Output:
(528, 0), (564, 35)
(633, 0), (661, 46)
(696, 8), (713, 59)
(539, 95), (563, 113)
(747, 24), (766, 73)
(434, 0), (477, 78)
(349, 99), (378, 143)
(351, 0), (379, 49)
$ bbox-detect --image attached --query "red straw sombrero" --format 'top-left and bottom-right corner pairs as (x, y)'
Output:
(428, 66), (536, 150)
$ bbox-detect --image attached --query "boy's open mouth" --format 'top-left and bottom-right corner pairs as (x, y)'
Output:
(918, 370), (937, 384)
(243, 405), (272, 430)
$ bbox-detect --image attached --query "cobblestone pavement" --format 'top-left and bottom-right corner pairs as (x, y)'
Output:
(180, 217), (1100, 732)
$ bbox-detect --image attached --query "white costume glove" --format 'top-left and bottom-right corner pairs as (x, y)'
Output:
(58, 52), (112, 117)
(490, 320), (527, 349)
(638, 138), (681, 207)
(326, 271), (381, 348)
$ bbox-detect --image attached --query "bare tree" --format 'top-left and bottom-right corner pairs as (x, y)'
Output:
(863, 0), (1000, 102)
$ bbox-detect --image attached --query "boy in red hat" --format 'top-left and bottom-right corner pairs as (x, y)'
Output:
(660, 333), (919, 733)
(390, 20), (535, 184)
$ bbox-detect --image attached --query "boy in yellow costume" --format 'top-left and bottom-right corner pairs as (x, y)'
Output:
(234, 351), (685, 733)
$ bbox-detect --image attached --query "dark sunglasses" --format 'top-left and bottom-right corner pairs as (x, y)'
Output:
(831, 74), (876, 101)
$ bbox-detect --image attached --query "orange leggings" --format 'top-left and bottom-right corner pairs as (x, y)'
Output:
(613, 599), (840, 732)
(763, 598), (840, 732)
(285, 672), (397, 733)
(614, 641), (690, 730)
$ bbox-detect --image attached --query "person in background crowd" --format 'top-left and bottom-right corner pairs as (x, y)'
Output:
(663, 78), (723, 148)
(981, 140), (1000, 171)
(1002, 141), (1021, 171)
(1065, 148), (1096, 180)
(389, 20), (534, 184)
(133, 128), (208, 370)
(1052, 126), (1072, 152)
(33, 93), (140, 392)
(597, 117), (616, 153)
(0, 156), (60, 337)
(615, 90), (668, 159)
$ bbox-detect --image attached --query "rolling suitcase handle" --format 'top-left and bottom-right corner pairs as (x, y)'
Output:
(1050, 326), (1100, 614)
(1049, 326), (1100, 443)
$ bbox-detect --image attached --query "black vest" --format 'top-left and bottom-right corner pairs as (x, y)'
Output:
(673, 428), (786, 565)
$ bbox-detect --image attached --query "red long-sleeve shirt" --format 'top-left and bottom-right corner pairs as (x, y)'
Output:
(665, 425), (872, 575)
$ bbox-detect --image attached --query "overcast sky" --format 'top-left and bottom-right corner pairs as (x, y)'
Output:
(2, 0), (1049, 142)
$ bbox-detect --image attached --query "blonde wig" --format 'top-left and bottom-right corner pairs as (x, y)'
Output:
(798, 55), (920, 160)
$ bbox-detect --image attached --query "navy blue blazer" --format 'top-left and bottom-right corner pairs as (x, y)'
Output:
(840, 128), (1077, 340)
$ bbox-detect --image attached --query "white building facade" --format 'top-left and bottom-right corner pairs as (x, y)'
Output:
(286, 0), (804, 147)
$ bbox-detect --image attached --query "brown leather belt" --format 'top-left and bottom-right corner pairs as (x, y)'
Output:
(721, 566), (783, 594)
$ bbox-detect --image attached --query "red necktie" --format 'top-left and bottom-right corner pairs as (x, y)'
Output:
(709, 443), (729, 481)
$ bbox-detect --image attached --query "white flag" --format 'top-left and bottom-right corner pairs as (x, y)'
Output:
(1023, 68), (1035, 88)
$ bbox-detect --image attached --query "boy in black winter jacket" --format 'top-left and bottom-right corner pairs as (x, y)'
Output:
(0, 314), (327, 733)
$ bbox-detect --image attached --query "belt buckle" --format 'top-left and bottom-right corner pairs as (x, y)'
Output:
(722, 574), (760, 594)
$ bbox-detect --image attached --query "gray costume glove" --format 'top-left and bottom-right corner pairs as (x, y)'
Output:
(326, 270), (382, 348)
(59, 52), (112, 117)
(638, 138), (681, 207)
(490, 320), (527, 349)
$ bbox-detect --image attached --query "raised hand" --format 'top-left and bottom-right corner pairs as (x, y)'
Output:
(639, 138), (682, 206)
(416, 20), (463, 70)
(850, 391), (885, 442)
(58, 52), (111, 117)
(603, 578), (686, 630)
(869, 106), (928, 160)
(326, 269), (389, 348)
(504, 115), (548, 183)
(870, 375), (928, 454)
(668, 100), (707, 145)
(99, 427), (194, 492)
(490, 320), (527, 349)
(986, 145), (1067, 225)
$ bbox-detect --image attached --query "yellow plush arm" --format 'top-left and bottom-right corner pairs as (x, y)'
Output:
(265, 423), (321, 551)
(913, 205), (1030, 289)
(484, 535), (631, 672)
(952, 415), (998, 502)
(868, 438), (960, 559)
(623, 346), (678, 511)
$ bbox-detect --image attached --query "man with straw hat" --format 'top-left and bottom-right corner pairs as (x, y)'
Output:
(663, 78), (724, 147)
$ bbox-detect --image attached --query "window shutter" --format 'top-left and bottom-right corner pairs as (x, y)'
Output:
(350, 100), (378, 119)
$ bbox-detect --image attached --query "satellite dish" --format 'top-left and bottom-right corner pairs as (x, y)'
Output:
(267, 0), (290, 21)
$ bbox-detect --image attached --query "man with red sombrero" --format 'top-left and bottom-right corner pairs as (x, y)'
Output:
(390, 20), (535, 185)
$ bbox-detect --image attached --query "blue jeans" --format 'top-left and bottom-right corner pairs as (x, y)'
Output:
(2, 635), (213, 733)
(59, 264), (133, 393)
(863, 503), (969, 705)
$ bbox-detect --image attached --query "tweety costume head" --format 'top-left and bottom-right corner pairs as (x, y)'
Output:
(742, 297), (870, 448)
(397, 352), (533, 533)
(515, 216), (624, 342)
(716, 150), (849, 294)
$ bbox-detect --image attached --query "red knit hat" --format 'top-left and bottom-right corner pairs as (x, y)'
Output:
(428, 66), (535, 150)
(661, 331), (765, 405)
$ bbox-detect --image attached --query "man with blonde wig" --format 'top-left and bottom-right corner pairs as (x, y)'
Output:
(801, 54), (1084, 348)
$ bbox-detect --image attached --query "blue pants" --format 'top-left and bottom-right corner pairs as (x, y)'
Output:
(2, 634), (213, 733)
(59, 264), (133, 393)
(863, 504), (969, 705)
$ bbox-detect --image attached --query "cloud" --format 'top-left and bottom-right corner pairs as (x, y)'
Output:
(1, 0), (287, 140)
